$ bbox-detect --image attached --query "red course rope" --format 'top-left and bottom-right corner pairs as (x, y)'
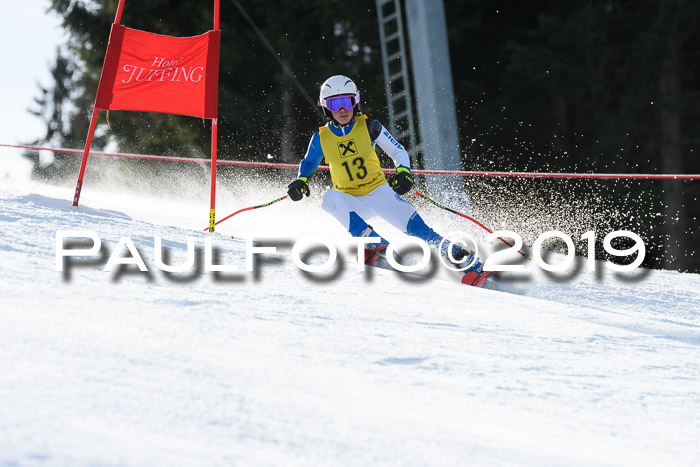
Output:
(3, 143), (700, 180)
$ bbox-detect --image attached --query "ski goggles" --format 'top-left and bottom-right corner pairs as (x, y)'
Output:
(323, 95), (356, 112)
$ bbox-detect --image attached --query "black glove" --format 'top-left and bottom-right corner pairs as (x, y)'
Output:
(287, 177), (310, 201)
(388, 166), (414, 195)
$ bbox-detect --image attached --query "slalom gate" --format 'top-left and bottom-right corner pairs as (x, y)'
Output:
(62, 0), (222, 232)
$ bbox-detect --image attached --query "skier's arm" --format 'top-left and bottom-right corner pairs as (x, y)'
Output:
(372, 122), (411, 170)
(288, 133), (322, 201)
(369, 120), (414, 195)
(297, 133), (323, 178)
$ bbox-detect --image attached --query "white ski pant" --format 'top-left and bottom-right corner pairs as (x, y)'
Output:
(321, 183), (416, 233)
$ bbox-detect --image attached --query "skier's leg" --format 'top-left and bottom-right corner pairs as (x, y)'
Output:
(364, 184), (444, 248)
(367, 184), (479, 267)
(321, 189), (388, 248)
(363, 184), (418, 230)
(405, 212), (485, 272)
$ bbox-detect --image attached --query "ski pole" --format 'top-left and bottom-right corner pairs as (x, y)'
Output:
(202, 195), (288, 231)
(411, 189), (529, 258)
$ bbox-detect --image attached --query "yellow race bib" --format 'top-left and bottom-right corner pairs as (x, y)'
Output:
(319, 115), (386, 196)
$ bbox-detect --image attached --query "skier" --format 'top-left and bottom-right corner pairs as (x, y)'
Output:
(286, 75), (488, 285)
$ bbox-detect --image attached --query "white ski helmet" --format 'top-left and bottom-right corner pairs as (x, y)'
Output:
(319, 75), (361, 120)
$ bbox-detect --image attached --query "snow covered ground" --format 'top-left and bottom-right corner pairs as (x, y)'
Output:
(1, 177), (699, 466)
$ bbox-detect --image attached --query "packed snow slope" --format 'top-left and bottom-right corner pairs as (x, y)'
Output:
(1, 179), (699, 466)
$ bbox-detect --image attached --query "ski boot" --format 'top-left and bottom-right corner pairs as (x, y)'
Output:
(357, 224), (390, 266)
(364, 243), (388, 266)
(451, 247), (492, 287)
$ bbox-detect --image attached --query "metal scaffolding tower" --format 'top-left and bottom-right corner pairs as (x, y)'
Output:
(375, 0), (421, 166)
(376, 0), (463, 194)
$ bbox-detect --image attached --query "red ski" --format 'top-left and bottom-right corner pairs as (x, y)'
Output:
(461, 270), (491, 288)
(361, 247), (495, 288)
